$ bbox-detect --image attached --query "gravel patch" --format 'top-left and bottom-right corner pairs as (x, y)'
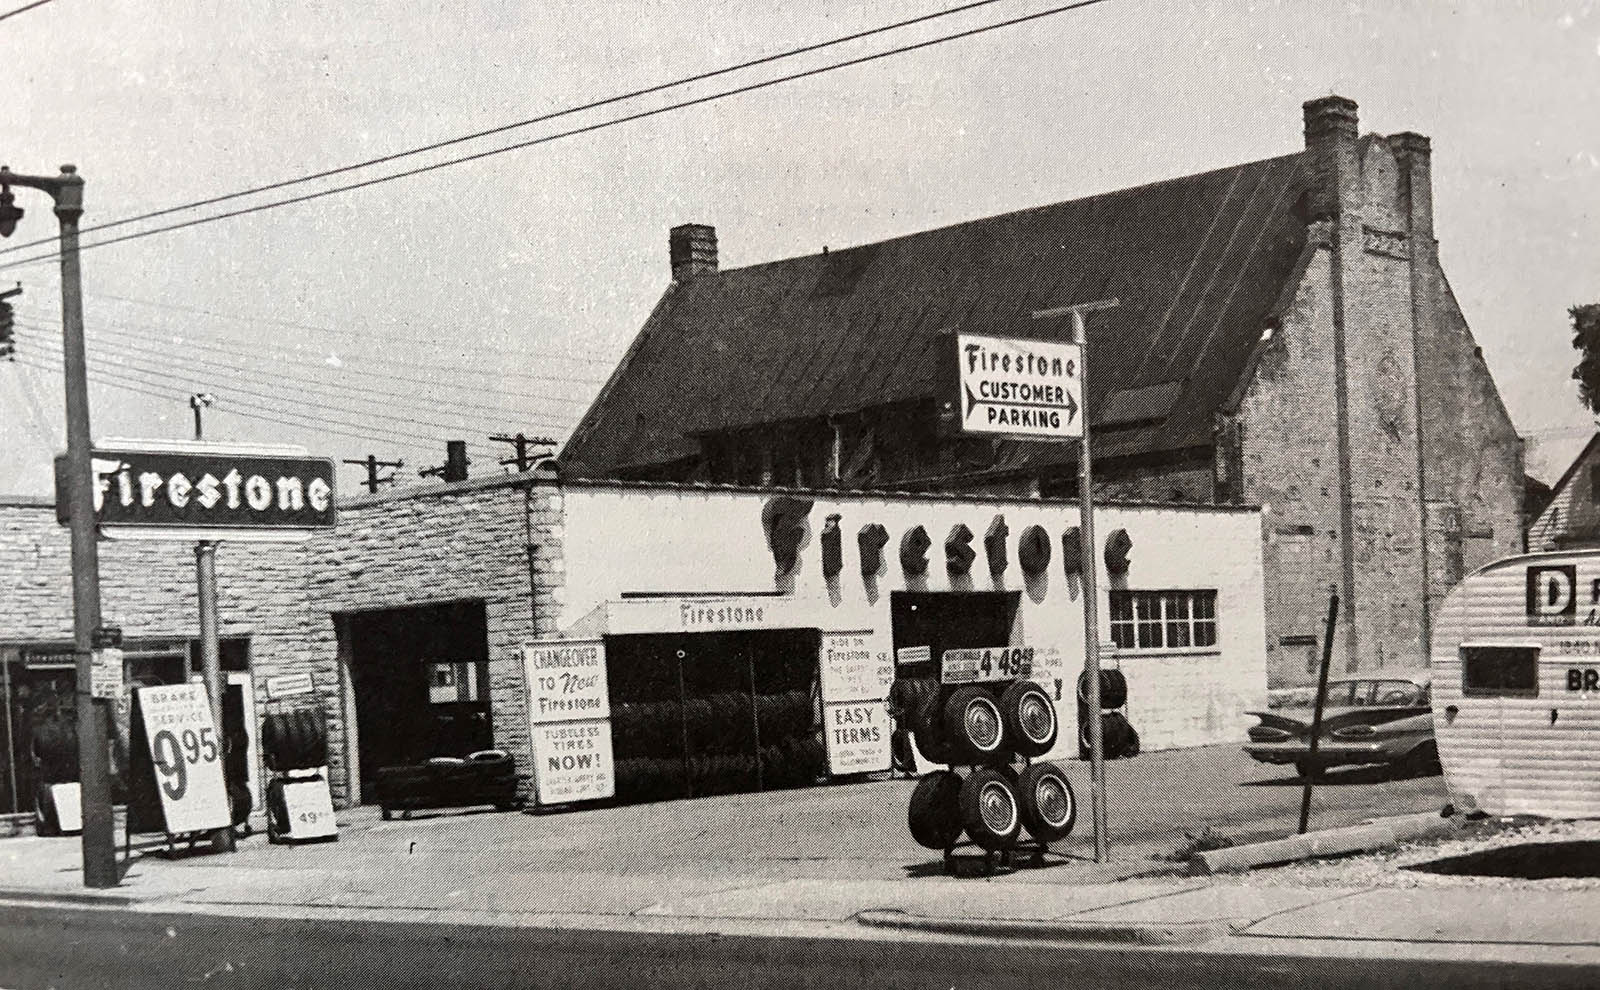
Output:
(1222, 817), (1600, 891)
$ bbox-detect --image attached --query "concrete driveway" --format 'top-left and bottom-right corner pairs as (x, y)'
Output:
(195, 744), (1446, 883)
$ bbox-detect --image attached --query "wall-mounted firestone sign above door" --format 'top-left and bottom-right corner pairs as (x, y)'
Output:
(60, 439), (337, 541)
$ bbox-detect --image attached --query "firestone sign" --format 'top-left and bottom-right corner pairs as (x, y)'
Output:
(950, 333), (1083, 440)
(75, 440), (336, 541)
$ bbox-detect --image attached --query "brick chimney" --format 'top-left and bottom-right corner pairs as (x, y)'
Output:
(1302, 95), (1360, 221)
(669, 223), (718, 282)
(444, 440), (469, 482)
(1388, 131), (1434, 243)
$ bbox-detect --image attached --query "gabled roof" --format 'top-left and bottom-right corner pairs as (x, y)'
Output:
(564, 151), (1313, 478)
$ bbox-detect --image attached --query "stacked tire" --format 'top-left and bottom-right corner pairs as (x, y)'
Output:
(1076, 669), (1140, 760)
(903, 677), (1076, 854)
(261, 706), (328, 772)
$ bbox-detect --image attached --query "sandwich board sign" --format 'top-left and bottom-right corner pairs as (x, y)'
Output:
(131, 684), (231, 835)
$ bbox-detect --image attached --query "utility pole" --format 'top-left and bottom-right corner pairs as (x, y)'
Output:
(0, 283), (19, 361)
(489, 433), (557, 472)
(189, 393), (232, 851)
(0, 164), (116, 887)
(343, 454), (404, 494)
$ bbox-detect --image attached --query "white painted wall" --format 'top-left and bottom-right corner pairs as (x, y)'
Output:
(559, 483), (1268, 756)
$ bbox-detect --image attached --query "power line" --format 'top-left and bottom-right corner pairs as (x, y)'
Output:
(48, 287), (618, 367)
(15, 309), (606, 395)
(0, 0), (1110, 272)
(0, 0), (1016, 259)
(20, 342), (565, 440)
(0, 0), (52, 25)
(19, 319), (595, 421)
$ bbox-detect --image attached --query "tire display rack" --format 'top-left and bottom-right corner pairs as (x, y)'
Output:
(900, 671), (1079, 877)
(260, 702), (339, 844)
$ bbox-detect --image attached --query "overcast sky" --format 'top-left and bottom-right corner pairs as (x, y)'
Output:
(1, 0), (1597, 497)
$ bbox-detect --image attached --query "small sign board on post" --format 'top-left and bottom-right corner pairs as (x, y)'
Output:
(940, 646), (1035, 685)
(89, 624), (123, 700)
(942, 333), (1083, 441)
(132, 683), (231, 835)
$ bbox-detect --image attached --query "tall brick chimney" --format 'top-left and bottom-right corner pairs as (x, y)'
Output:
(1302, 95), (1360, 221)
(1388, 131), (1434, 243)
(669, 223), (718, 282)
(443, 440), (469, 482)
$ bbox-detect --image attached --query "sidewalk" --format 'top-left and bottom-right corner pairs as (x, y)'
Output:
(4, 810), (1599, 970)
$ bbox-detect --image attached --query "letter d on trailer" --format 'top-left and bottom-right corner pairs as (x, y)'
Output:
(1432, 549), (1600, 819)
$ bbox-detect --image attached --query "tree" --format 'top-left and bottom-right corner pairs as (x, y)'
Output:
(1570, 304), (1600, 414)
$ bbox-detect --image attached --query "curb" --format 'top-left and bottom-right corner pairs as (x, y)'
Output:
(1190, 810), (1458, 875)
(0, 886), (150, 907)
(854, 908), (1230, 945)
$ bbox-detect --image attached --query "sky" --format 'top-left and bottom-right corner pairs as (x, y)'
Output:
(1, 0), (1597, 498)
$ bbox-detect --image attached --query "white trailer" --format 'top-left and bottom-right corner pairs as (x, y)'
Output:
(1431, 550), (1600, 819)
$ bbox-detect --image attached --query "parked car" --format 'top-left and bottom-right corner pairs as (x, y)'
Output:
(1243, 672), (1437, 779)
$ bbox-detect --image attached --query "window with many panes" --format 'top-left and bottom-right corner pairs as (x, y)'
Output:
(1109, 590), (1218, 650)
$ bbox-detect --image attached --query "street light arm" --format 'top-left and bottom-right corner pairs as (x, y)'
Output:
(0, 164), (83, 216)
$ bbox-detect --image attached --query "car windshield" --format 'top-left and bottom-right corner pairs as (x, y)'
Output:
(1317, 679), (1427, 707)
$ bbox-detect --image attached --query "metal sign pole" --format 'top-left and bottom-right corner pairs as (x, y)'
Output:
(191, 400), (233, 852)
(1071, 307), (1110, 863)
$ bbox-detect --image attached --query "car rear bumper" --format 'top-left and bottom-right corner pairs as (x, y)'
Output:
(1243, 741), (1388, 766)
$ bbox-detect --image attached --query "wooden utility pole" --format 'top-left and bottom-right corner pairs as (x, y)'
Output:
(343, 455), (404, 494)
(489, 433), (557, 472)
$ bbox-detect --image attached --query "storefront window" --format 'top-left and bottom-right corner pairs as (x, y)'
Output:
(1110, 590), (1218, 650)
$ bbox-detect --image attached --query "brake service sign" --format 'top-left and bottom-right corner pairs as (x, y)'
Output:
(136, 684), (231, 834)
(82, 440), (336, 541)
(952, 334), (1083, 440)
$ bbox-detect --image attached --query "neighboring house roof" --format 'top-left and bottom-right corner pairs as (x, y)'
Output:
(564, 151), (1313, 479)
(1527, 433), (1600, 549)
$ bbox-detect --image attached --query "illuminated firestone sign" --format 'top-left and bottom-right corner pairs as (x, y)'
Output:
(81, 440), (336, 541)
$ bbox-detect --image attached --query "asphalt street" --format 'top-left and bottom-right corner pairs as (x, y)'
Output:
(2, 901), (1589, 990)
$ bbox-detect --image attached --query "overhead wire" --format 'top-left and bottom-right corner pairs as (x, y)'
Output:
(17, 353), (468, 446)
(72, 288), (618, 367)
(0, 0), (1110, 272)
(18, 335), (574, 439)
(13, 306), (607, 392)
(0, 0), (1017, 259)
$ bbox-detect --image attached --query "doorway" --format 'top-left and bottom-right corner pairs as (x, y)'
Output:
(340, 600), (492, 803)
(606, 628), (823, 804)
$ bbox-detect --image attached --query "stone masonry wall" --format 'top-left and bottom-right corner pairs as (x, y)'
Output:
(1236, 250), (1353, 684)
(312, 478), (565, 802)
(0, 497), (339, 800)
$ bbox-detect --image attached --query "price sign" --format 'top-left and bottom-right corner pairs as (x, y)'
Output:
(135, 684), (231, 834)
(940, 646), (1035, 685)
(278, 777), (337, 839)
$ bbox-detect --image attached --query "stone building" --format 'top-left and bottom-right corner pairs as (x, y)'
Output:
(562, 95), (1524, 685)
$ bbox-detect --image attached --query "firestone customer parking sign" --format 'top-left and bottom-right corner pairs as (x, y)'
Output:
(947, 333), (1083, 440)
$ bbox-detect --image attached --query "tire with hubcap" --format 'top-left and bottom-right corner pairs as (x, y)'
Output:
(944, 686), (1006, 764)
(958, 767), (1021, 851)
(1016, 761), (1077, 842)
(999, 681), (1058, 758)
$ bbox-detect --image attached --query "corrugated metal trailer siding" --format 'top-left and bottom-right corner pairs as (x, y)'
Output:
(1432, 550), (1600, 819)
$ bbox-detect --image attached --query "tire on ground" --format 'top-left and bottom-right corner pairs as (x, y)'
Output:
(999, 681), (1058, 758)
(907, 769), (965, 849)
(943, 686), (1006, 764)
(1016, 761), (1077, 843)
(958, 766), (1021, 851)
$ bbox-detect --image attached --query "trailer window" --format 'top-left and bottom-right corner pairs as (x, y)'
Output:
(1461, 645), (1540, 698)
